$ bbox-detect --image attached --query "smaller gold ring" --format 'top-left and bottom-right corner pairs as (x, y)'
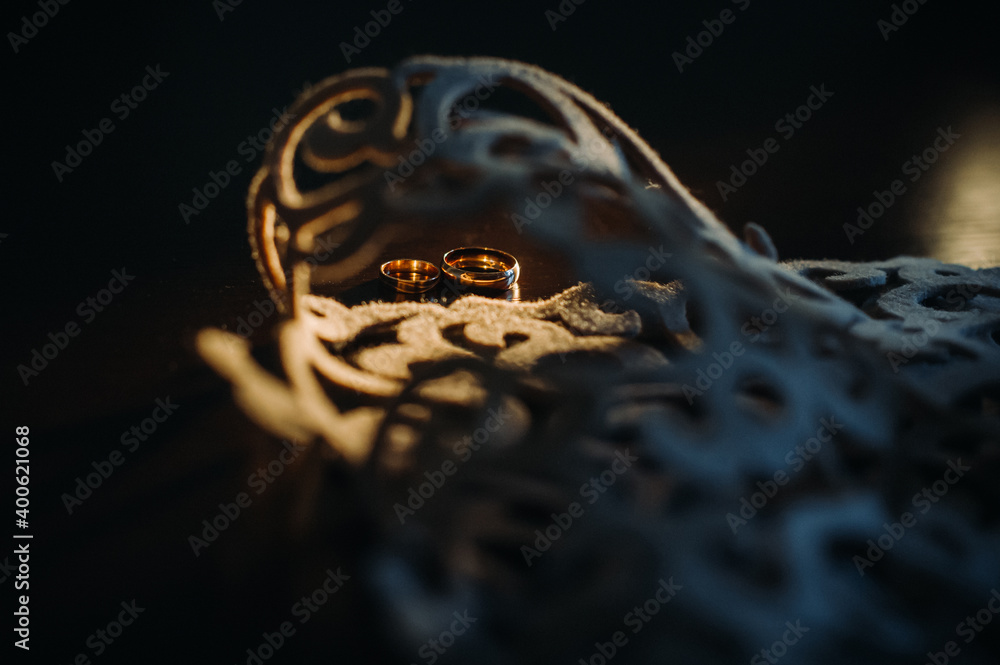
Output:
(379, 259), (440, 293)
(441, 247), (520, 291)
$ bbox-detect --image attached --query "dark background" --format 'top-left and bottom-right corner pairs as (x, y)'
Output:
(3, 0), (998, 662)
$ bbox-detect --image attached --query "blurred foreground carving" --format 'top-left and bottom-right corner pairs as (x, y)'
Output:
(198, 57), (1000, 664)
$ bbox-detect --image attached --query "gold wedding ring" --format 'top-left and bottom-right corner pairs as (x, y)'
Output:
(441, 247), (520, 291)
(379, 259), (441, 293)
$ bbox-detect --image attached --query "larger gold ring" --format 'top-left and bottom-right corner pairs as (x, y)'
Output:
(379, 259), (440, 293)
(441, 247), (520, 290)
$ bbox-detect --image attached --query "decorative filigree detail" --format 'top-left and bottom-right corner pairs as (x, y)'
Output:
(198, 56), (1000, 664)
(785, 257), (1000, 405)
(198, 284), (663, 462)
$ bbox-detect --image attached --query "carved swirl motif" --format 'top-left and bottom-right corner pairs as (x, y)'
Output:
(199, 57), (1000, 664)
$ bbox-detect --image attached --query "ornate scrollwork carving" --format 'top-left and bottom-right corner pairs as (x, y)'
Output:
(199, 56), (1000, 664)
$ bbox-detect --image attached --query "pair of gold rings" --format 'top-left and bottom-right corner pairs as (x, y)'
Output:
(379, 247), (520, 293)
